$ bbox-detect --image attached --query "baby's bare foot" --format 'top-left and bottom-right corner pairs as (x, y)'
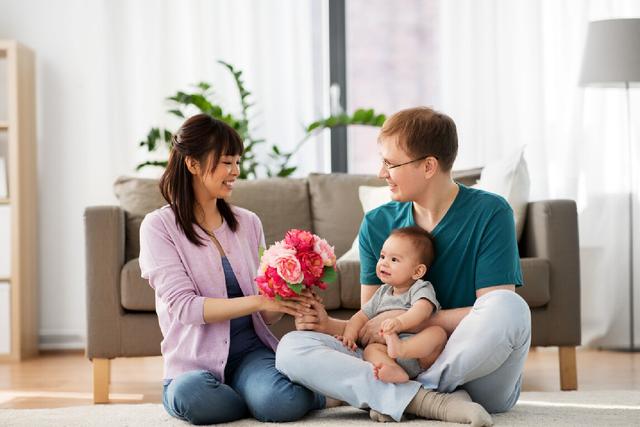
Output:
(377, 363), (410, 383)
(384, 332), (403, 359)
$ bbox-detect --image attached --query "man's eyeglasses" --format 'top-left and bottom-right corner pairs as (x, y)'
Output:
(381, 155), (436, 170)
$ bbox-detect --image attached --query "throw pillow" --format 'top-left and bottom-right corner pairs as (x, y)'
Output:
(342, 185), (392, 260)
(472, 146), (530, 240)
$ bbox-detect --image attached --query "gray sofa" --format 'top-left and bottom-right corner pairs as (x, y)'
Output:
(84, 170), (581, 403)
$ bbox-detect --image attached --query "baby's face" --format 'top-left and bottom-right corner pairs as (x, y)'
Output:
(376, 235), (423, 287)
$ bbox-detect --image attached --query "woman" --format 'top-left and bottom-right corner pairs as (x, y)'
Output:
(139, 114), (326, 425)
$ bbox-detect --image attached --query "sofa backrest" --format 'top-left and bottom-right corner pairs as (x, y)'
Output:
(114, 169), (482, 263)
(228, 178), (312, 247)
(308, 173), (385, 258)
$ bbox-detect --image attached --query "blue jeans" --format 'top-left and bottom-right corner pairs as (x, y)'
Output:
(163, 346), (325, 425)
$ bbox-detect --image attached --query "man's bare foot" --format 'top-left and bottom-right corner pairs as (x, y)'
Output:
(373, 362), (410, 383)
(383, 332), (404, 359)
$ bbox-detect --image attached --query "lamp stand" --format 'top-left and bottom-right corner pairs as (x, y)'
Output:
(626, 81), (636, 351)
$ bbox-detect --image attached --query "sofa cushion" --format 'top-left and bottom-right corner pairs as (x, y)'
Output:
(114, 176), (166, 262)
(229, 178), (312, 247)
(121, 259), (156, 311)
(517, 257), (551, 308)
(308, 173), (386, 259)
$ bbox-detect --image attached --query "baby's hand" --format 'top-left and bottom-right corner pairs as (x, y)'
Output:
(381, 318), (402, 335)
(334, 334), (358, 351)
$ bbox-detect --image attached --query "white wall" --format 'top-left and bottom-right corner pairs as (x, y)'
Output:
(0, 0), (328, 349)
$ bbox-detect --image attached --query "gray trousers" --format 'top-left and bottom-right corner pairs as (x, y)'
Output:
(275, 290), (531, 421)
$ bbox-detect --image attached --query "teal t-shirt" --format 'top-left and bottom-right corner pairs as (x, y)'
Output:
(358, 184), (523, 309)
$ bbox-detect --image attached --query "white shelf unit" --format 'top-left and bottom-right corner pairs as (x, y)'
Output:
(0, 40), (38, 362)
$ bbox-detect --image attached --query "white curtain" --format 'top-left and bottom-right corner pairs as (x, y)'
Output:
(0, 0), (327, 347)
(437, 0), (640, 347)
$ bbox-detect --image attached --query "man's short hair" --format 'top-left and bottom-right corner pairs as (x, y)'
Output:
(380, 106), (458, 171)
(389, 226), (436, 268)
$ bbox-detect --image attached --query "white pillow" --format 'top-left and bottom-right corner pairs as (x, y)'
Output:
(472, 146), (530, 240)
(342, 185), (392, 260)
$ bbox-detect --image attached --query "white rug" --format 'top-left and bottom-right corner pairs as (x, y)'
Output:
(1, 391), (639, 426)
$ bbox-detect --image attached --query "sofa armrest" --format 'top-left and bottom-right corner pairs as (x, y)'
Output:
(521, 200), (581, 346)
(84, 206), (126, 359)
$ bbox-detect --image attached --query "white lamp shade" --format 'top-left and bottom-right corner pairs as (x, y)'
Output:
(580, 18), (640, 87)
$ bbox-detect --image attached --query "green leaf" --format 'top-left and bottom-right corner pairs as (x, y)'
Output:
(306, 121), (322, 132)
(168, 109), (184, 118)
(352, 108), (367, 123)
(277, 167), (297, 177)
(258, 246), (265, 259)
(324, 116), (338, 127)
(135, 160), (169, 171)
(287, 283), (304, 295)
(275, 294), (282, 301)
(321, 266), (337, 284)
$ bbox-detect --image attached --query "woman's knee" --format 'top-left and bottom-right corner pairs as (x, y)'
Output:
(247, 382), (315, 422)
(165, 371), (246, 424)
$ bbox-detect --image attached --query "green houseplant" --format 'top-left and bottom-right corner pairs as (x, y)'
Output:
(137, 60), (386, 179)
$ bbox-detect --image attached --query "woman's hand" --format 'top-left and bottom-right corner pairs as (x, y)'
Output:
(358, 310), (405, 346)
(260, 294), (314, 318)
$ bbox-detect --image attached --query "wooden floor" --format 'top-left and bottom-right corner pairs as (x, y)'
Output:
(0, 347), (638, 409)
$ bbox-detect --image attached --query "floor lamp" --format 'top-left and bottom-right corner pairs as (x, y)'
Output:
(580, 18), (640, 351)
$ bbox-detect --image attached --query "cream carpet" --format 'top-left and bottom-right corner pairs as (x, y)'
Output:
(1, 391), (638, 426)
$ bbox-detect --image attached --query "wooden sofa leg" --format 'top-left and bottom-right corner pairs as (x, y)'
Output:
(559, 346), (577, 391)
(93, 358), (111, 403)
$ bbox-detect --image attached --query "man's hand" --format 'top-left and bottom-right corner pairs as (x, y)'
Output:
(294, 290), (330, 333)
(358, 310), (405, 346)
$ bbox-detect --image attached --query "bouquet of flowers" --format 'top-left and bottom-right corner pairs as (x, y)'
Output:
(256, 229), (337, 299)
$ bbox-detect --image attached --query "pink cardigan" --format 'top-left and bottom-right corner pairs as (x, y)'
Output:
(139, 205), (279, 382)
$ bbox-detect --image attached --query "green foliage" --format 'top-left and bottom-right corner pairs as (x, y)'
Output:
(287, 283), (304, 295)
(321, 266), (337, 284)
(137, 60), (386, 179)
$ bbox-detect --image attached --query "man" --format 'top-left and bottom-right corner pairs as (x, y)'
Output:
(276, 107), (530, 425)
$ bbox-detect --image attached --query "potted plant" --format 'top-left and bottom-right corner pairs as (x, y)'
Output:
(137, 60), (386, 179)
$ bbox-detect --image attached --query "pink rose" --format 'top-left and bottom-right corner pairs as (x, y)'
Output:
(256, 266), (299, 299)
(256, 276), (275, 298)
(259, 241), (296, 273)
(275, 254), (304, 284)
(299, 251), (324, 278)
(313, 237), (336, 267)
(285, 229), (315, 252)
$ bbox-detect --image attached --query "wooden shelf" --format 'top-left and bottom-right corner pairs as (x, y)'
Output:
(0, 40), (38, 361)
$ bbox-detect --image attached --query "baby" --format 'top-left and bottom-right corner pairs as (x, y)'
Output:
(337, 226), (447, 383)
